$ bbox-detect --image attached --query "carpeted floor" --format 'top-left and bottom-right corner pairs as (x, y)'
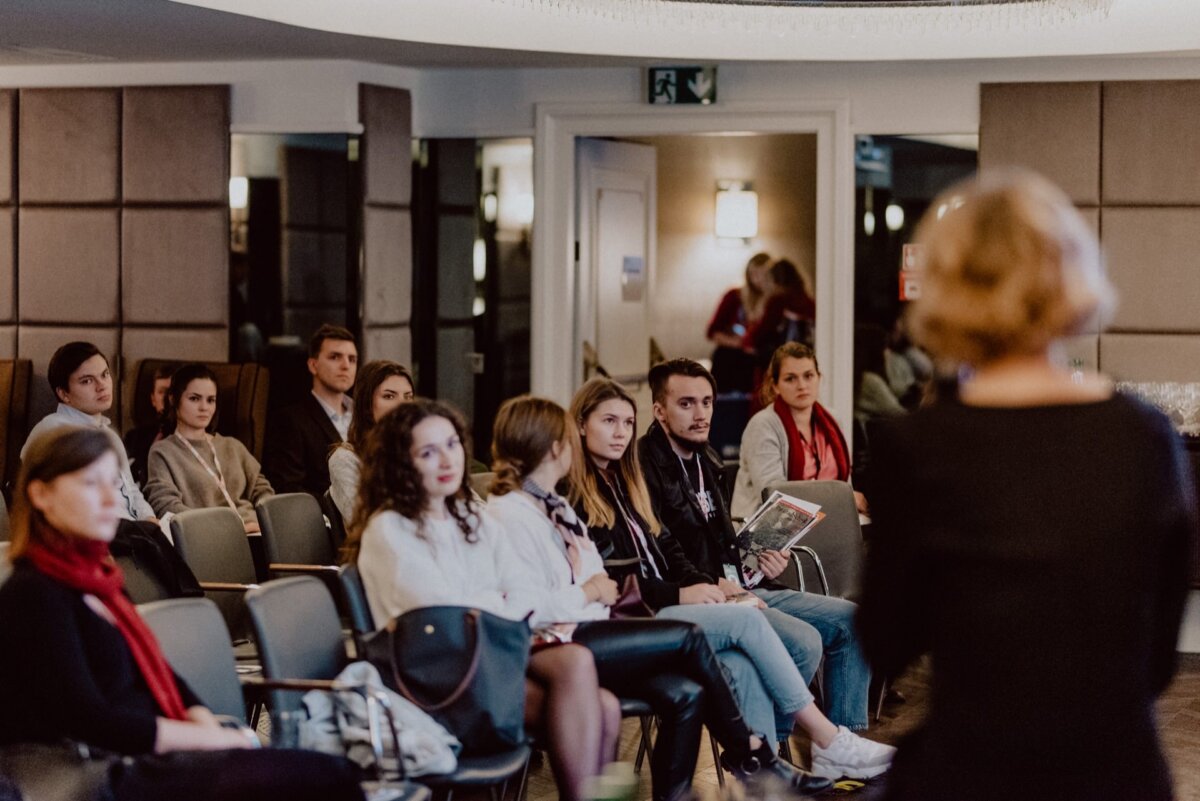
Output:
(522, 653), (1200, 801)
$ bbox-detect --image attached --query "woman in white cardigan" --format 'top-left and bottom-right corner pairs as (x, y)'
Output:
(732, 343), (866, 520)
(345, 399), (619, 801)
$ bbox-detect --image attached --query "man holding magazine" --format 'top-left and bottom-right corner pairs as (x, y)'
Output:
(638, 358), (875, 737)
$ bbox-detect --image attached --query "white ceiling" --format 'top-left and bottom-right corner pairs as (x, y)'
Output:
(2, 0), (1200, 68)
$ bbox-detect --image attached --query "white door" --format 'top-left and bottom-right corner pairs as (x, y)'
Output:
(576, 138), (657, 421)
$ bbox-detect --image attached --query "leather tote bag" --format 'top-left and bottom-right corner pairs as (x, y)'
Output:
(610, 575), (655, 619)
(365, 606), (530, 755)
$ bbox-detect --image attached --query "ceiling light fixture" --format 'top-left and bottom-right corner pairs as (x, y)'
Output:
(491, 0), (1112, 33)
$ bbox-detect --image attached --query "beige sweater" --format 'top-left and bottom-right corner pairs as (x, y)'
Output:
(145, 433), (274, 525)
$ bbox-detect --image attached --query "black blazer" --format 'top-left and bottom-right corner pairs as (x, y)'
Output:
(263, 393), (343, 497)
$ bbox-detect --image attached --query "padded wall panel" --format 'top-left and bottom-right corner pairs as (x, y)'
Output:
(362, 207), (412, 325)
(437, 140), (477, 207)
(120, 327), (228, 430)
(18, 208), (119, 324)
(0, 209), (12, 322)
(0, 326), (14, 359)
(17, 325), (119, 425)
(363, 325), (412, 366)
(979, 82), (1101, 205)
(0, 90), (12, 205)
(360, 85), (412, 207)
(1100, 333), (1200, 382)
(122, 209), (228, 325)
(1103, 208), (1200, 332)
(1103, 81), (1200, 205)
(19, 88), (120, 203)
(123, 86), (229, 203)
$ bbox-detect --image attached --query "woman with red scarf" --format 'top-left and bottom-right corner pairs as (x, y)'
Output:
(732, 343), (867, 519)
(0, 426), (363, 801)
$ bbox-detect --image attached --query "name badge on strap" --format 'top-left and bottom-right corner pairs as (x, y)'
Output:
(722, 563), (743, 586)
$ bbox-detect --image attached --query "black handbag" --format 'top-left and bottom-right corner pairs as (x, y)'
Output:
(364, 606), (531, 755)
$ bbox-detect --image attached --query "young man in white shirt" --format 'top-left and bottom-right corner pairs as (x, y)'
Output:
(22, 341), (155, 522)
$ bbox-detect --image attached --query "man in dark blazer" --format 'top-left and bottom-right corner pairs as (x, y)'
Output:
(264, 324), (358, 497)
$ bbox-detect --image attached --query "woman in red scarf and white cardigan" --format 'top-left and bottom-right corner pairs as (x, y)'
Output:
(732, 342), (867, 519)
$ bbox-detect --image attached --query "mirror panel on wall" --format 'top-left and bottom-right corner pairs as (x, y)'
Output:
(852, 134), (977, 470)
(412, 137), (533, 460)
(229, 133), (360, 404)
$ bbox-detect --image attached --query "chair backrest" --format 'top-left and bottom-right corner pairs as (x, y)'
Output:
(245, 576), (349, 714)
(171, 507), (258, 639)
(468, 471), (494, 500)
(129, 359), (270, 461)
(763, 480), (864, 600)
(255, 493), (335, 566)
(0, 542), (11, 587)
(0, 493), (9, 542)
(115, 552), (175, 605)
(321, 489), (347, 548)
(338, 564), (375, 639)
(139, 597), (246, 722)
(0, 359), (32, 495)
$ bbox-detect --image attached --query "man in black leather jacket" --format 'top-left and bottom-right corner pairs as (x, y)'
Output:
(638, 358), (877, 742)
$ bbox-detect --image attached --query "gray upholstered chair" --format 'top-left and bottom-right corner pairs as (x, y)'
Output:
(170, 507), (260, 645)
(763, 480), (865, 600)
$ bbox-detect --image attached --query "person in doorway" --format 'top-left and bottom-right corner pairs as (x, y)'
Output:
(732, 343), (869, 519)
(744, 259), (816, 368)
(22, 341), (155, 523)
(707, 252), (772, 395)
(328, 360), (415, 524)
(144, 364), (274, 533)
(859, 170), (1192, 801)
(264, 324), (358, 497)
(124, 362), (179, 488)
(639, 360), (879, 754)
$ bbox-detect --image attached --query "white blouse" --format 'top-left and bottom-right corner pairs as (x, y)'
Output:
(486, 491), (610, 626)
(357, 507), (538, 628)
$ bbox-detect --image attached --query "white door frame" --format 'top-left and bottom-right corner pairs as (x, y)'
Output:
(532, 100), (855, 429)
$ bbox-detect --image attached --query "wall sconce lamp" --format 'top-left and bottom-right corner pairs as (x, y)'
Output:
(229, 176), (249, 210)
(715, 180), (758, 241)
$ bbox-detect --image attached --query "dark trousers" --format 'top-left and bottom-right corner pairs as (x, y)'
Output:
(574, 618), (753, 801)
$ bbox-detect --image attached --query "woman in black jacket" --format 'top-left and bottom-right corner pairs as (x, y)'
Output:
(0, 426), (363, 801)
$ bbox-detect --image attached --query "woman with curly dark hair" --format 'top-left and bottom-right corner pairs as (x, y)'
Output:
(343, 399), (620, 801)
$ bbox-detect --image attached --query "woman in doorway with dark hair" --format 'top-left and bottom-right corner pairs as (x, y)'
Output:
(144, 363), (274, 533)
(744, 259), (816, 365)
(345, 400), (620, 801)
(0, 426), (364, 801)
(328, 359), (415, 524)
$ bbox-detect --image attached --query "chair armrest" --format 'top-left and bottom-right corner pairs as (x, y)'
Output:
(267, 563), (340, 575)
(200, 581), (260, 593)
(789, 546), (830, 596)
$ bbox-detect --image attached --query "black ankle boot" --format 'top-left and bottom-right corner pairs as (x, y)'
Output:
(720, 739), (834, 797)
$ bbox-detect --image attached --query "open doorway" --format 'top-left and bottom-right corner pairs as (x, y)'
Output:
(578, 133), (819, 458)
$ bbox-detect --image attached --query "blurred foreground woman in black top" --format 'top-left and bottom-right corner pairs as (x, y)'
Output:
(859, 170), (1194, 801)
(0, 426), (364, 801)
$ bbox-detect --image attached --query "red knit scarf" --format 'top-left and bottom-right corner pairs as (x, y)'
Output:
(773, 396), (851, 482)
(24, 529), (189, 721)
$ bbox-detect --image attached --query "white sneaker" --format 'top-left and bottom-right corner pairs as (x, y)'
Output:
(810, 726), (896, 780)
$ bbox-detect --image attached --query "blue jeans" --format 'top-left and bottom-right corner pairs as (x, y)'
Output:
(656, 603), (813, 740)
(754, 588), (871, 731)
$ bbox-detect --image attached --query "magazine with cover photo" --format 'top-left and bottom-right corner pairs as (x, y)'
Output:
(734, 491), (824, 588)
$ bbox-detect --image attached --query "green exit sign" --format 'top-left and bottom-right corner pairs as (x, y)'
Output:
(648, 67), (717, 105)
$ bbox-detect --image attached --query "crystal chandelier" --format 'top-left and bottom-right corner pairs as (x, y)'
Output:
(490, 0), (1114, 33)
